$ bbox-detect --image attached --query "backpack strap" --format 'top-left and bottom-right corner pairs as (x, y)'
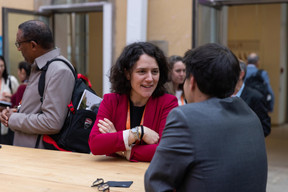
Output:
(43, 135), (71, 152)
(38, 58), (76, 103)
(8, 76), (12, 93)
(35, 135), (41, 148)
(36, 58), (76, 149)
(256, 69), (263, 77)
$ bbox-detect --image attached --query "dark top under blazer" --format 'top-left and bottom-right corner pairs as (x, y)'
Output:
(240, 85), (271, 137)
(145, 97), (268, 192)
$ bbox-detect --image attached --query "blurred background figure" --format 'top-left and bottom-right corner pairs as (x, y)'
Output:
(11, 61), (31, 108)
(165, 55), (186, 106)
(0, 56), (19, 145)
(233, 60), (271, 137)
(245, 53), (274, 112)
(0, 56), (19, 103)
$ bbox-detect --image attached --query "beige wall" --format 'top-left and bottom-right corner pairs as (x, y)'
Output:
(147, 0), (192, 57)
(113, 0), (192, 62)
(228, 4), (282, 124)
(89, 12), (103, 96)
(113, 0), (127, 64)
(0, 0), (34, 36)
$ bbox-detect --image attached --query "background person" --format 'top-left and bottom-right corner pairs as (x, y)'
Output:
(245, 52), (274, 112)
(11, 61), (31, 108)
(145, 43), (267, 191)
(164, 55), (186, 105)
(0, 56), (19, 103)
(0, 20), (75, 149)
(89, 42), (178, 162)
(0, 56), (19, 145)
(233, 60), (271, 137)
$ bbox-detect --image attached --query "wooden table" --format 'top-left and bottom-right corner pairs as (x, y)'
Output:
(0, 145), (149, 192)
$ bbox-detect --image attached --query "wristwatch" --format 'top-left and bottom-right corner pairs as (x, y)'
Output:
(130, 127), (140, 142)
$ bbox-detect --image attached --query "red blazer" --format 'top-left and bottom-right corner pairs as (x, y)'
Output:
(89, 93), (178, 162)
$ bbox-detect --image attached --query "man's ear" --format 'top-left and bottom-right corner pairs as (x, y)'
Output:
(31, 41), (37, 49)
(239, 70), (245, 80)
(190, 76), (196, 90)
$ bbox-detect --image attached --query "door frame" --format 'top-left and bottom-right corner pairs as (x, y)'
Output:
(38, 2), (112, 96)
(2, 7), (49, 72)
(2, 2), (112, 96)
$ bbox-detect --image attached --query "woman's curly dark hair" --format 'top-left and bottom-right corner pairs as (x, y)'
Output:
(110, 42), (168, 97)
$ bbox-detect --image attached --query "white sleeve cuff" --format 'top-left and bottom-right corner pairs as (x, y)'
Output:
(123, 129), (132, 151)
(124, 150), (132, 161)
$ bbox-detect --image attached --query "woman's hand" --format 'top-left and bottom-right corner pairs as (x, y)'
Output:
(98, 118), (116, 134)
(142, 126), (159, 144)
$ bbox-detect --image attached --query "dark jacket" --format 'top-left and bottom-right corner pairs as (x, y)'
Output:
(145, 97), (268, 192)
(240, 85), (271, 137)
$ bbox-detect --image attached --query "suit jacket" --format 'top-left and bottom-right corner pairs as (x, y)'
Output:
(240, 85), (271, 137)
(245, 64), (274, 112)
(89, 93), (178, 162)
(145, 97), (268, 192)
(9, 48), (75, 149)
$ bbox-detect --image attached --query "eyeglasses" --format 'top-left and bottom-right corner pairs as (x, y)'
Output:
(91, 178), (110, 192)
(15, 39), (34, 48)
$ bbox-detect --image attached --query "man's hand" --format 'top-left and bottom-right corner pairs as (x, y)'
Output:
(0, 107), (16, 127)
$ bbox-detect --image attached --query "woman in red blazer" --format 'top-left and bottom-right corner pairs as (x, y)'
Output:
(89, 42), (178, 162)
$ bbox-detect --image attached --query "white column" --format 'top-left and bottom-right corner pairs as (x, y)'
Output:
(102, 2), (112, 95)
(126, 0), (148, 44)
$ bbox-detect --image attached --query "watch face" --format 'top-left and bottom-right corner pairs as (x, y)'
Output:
(131, 128), (139, 141)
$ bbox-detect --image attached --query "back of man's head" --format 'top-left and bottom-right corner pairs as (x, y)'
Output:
(18, 20), (54, 50)
(183, 43), (240, 98)
(247, 53), (259, 65)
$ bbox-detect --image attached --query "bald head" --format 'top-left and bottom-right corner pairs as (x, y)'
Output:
(247, 53), (259, 65)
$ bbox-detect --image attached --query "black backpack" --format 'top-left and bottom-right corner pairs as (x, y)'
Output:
(36, 58), (100, 153)
(245, 70), (272, 110)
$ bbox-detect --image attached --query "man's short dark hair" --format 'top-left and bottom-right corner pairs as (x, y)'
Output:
(110, 42), (168, 97)
(18, 20), (54, 49)
(183, 43), (240, 98)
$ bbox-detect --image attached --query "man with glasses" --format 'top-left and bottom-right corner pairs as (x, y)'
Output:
(0, 20), (75, 149)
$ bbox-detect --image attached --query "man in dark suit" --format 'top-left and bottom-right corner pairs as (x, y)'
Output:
(145, 43), (268, 192)
(233, 61), (271, 137)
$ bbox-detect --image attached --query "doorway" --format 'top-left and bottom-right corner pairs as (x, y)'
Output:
(197, 1), (288, 124)
(2, 2), (112, 97)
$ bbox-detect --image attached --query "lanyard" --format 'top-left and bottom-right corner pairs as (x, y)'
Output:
(126, 101), (146, 130)
(180, 95), (185, 105)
